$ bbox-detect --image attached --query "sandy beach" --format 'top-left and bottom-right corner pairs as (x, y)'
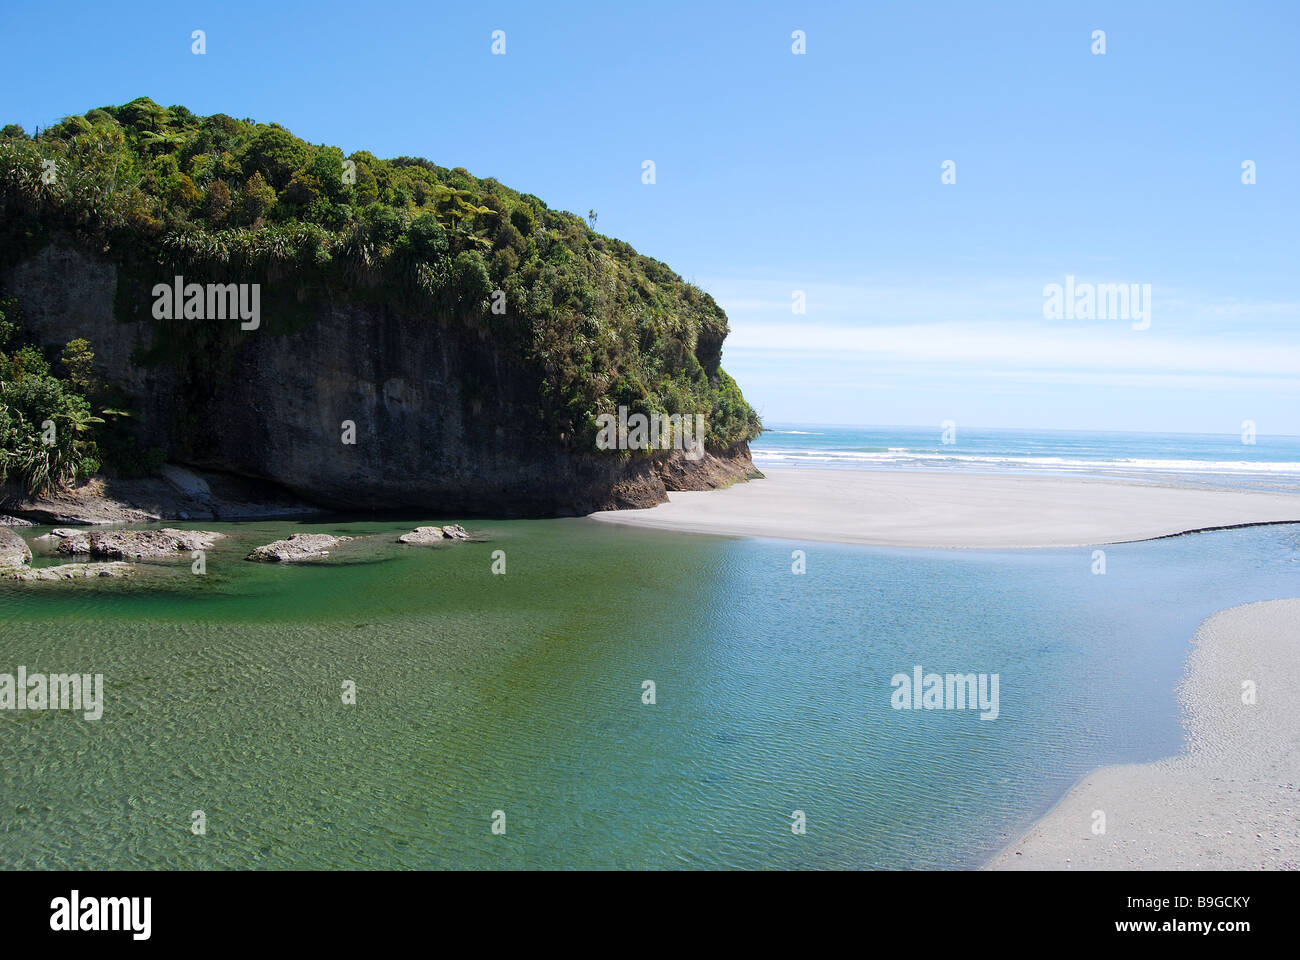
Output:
(590, 468), (1300, 549)
(990, 598), (1300, 870)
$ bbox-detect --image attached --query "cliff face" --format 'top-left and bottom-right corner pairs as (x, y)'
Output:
(2, 241), (757, 515)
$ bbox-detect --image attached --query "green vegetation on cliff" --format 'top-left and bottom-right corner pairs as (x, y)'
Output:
(0, 295), (161, 495)
(0, 296), (100, 493)
(0, 98), (760, 466)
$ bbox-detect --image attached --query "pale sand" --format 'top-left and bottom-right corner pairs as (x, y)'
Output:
(589, 468), (1300, 548)
(990, 599), (1300, 870)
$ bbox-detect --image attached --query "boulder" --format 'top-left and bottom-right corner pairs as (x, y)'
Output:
(48, 530), (91, 553)
(0, 528), (32, 567)
(56, 528), (223, 560)
(246, 533), (353, 563)
(398, 524), (471, 544)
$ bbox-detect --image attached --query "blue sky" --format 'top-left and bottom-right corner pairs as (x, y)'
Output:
(2, 0), (1296, 434)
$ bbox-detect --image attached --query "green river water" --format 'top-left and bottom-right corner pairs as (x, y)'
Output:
(1, 516), (1297, 869)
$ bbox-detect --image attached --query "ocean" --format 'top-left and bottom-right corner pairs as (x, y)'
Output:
(2, 500), (1298, 869)
(752, 424), (1300, 494)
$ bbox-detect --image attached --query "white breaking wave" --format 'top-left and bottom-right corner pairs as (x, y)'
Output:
(750, 449), (1300, 475)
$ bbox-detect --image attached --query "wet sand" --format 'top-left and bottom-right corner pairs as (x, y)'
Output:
(990, 599), (1300, 870)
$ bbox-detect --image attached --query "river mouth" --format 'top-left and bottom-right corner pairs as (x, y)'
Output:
(1, 516), (1297, 869)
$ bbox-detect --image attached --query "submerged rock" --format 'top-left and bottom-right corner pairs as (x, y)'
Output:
(0, 527), (32, 567)
(56, 528), (223, 560)
(246, 533), (353, 563)
(0, 561), (135, 580)
(398, 524), (472, 544)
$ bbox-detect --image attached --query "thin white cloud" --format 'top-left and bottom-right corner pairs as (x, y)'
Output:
(703, 274), (1300, 336)
(725, 322), (1300, 377)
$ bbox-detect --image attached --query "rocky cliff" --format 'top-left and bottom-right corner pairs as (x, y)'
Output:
(2, 240), (759, 515)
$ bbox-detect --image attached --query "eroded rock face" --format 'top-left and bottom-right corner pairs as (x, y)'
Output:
(55, 528), (223, 560)
(3, 242), (758, 517)
(246, 533), (353, 562)
(398, 524), (471, 544)
(0, 561), (135, 580)
(1, 468), (320, 525)
(0, 528), (32, 567)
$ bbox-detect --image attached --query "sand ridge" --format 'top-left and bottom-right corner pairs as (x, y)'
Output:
(590, 468), (1300, 549)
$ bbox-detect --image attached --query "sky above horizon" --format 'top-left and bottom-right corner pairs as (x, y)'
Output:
(1, 0), (1296, 436)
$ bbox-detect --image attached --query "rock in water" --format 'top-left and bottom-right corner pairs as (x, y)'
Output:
(0, 528), (33, 567)
(0, 562), (136, 581)
(49, 530), (91, 553)
(398, 524), (471, 544)
(246, 533), (353, 562)
(56, 528), (223, 560)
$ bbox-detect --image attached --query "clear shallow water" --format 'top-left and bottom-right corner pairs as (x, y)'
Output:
(1, 516), (1298, 869)
(753, 424), (1300, 494)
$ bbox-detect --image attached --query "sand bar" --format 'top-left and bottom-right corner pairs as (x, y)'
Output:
(589, 468), (1300, 549)
(989, 598), (1300, 870)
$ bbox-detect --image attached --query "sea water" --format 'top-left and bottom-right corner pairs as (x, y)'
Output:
(753, 424), (1300, 494)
